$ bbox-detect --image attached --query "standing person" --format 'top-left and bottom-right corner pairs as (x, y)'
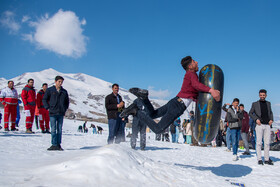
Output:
(0, 81), (18, 131)
(131, 98), (147, 150)
(239, 104), (250, 155)
(90, 124), (97, 134)
(223, 103), (232, 151)
(105, 83), (125, 144)
(161, 127), (170, 142)
(227, 98), (243, 161)
(249, 89), (274, 165)
(120, 56), (220, 134)
(182, 119), (188, 143)
(36, 83), (50, 133)
(249, 117), (256, 149)
(170, 122), (176, 143)
(175, 117), (181, 143)
(83, 121), (87, 133)
(43, 76), (69, 151)
(186, 119), (192, 144)
(34, 106), (39, 129)
(189, 111), (198, 146)
(0, 112), (2, 129)
(15, 99), (22, 127)
(21, 79), (36, 133)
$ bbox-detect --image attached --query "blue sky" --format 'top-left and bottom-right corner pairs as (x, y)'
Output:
(1, 0), (280, 117)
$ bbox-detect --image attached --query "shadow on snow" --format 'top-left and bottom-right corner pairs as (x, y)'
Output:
(175, 163), (252, 178)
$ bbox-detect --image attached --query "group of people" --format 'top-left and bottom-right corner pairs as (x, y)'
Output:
(117, 55), (276, 166)
(0, 76), (69, 151)
(221, 89), (274, 164)
(77, 122), (103, 134)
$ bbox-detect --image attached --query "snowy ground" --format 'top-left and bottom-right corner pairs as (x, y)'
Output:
(0, 118), (279, 187)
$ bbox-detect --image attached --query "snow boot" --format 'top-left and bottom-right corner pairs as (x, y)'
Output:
(264, 158), (273, 165)
(4, 128), (9, 131)
(129, 88), (149, 99)
(11, 128), (19, 131)
(58, 144), (64, 151)
(26, 128), (35, 134)
(47, 145), (59, 151)
(119, 103), (138, 118)
(258, 160), (264, 165)
(45, 129), (51, 134)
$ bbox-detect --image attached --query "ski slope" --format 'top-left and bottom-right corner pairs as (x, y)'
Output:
(0, 118), (279, 187)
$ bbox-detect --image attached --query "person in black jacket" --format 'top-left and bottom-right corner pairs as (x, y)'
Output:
(105, 83), (125, 144)
(43, 76), (69, 151)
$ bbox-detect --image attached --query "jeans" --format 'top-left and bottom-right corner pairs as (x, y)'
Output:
(137, 97), (186, 134)
(171, 133), (176, 143)
(241, 132), (249, 153)
(187, 135), (192, 144)
(50, 115), (64, 146)
(230, 128), (240, 155)
(226, 127), (232, 150)
(108, 116), (123, 144)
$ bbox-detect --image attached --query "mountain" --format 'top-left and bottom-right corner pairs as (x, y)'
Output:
(0, 68), (169, 122)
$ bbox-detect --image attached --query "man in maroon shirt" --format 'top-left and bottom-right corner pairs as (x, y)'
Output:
(120, 56), (220, 134)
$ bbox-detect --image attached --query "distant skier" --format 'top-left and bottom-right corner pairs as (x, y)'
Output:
(0, 80), (18, 131)
(120, 56), (220, 135)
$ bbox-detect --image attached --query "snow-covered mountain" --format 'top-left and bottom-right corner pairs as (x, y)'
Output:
(0, 68), (169, 122)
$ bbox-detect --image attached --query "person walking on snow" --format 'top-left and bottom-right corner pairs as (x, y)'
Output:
(21, 79), (36, 133)
(0, 81), (18, 131)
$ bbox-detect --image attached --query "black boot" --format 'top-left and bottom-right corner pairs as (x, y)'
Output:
(129, 88), (149, 99)
(119, 103), (138, 118)
(47, 145), (59, 151)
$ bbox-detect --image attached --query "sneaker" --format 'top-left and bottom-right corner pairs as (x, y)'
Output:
(4, 128), (10, 131)
(225, 148), (231, 152)
(47, 145), (59, 151)
(242, 152), (251, 155)
(119, 103), (138, 118)
(258, 160), (264, 165)
(11, 128), (19, 131)
(42, 130), (46, 133)
(58, 144), (64, 151)
(26, 128), (35, 134)
(264, 158), (274, 165)
(129, 88), (149, 99)
(233, 155), (238, 161)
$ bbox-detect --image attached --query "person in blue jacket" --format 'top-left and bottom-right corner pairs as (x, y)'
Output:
(15, 99), (22, 127)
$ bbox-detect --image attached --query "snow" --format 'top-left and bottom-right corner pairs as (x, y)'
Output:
(0, 116), (279, 187)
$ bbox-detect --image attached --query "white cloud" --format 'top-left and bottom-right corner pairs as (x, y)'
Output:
(0, 11), (20, 34)
(148, 86), (171, 99)
(22, 15), (30, 23)
(27, 9), (87, 58)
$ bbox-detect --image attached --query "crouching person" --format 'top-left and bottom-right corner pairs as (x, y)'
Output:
(131, 98), (148, 151)
(43, 76), (69, 151)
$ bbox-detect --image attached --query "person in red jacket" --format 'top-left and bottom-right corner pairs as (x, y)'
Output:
(21, 79), (36, 133)
(120, 56), (220, 134)
(0, 81), (18, 131)
(240, 104), (250, 155)
(36, 83), (50, 134)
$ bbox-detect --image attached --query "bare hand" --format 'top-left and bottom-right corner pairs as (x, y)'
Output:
(256, 119), (261, 125)
(117, 101), (124, 108)
(209, 88), (220, 102)
(269, 120), (273, 126)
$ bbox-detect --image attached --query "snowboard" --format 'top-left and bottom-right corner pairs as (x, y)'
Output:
(194, 64), (224, 144)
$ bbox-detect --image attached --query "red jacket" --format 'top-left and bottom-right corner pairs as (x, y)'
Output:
(241, 110), (250, 133)
(21, 85), (36, 108)
(177, 71), (210, 101)
(36, 89), (45, 108)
